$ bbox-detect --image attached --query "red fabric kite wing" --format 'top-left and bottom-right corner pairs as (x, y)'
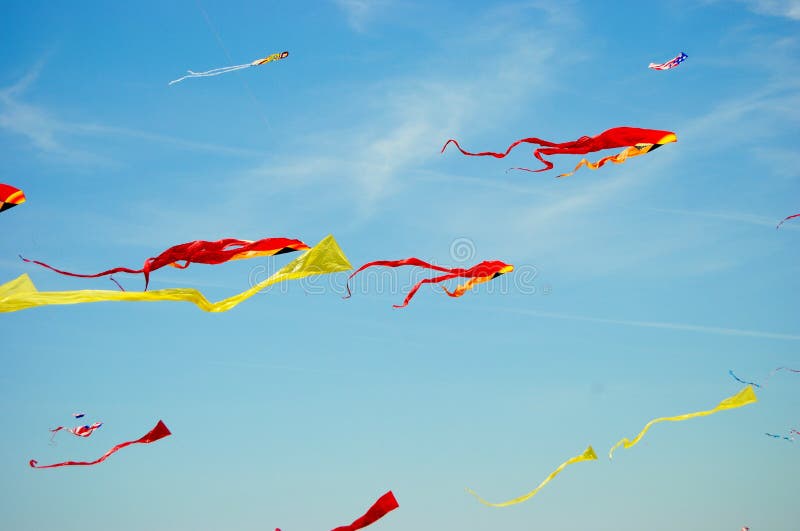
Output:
(21, 237), (309, 289)
(30, 420), (171, 469)
(0, 184), (25, 213)
(442, 127), (677, 176)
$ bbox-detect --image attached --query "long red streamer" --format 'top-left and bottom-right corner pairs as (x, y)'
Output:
(20, 237), (309, 290)
(777, 213), (800, 229)
(30, 420), (171, 469)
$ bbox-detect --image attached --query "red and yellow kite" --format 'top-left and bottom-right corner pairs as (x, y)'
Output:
(0, 184), (25, 213)
(346, 257), (514, 308)
(442, 127), (677, 177)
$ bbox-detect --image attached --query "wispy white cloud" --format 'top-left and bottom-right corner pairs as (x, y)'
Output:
(738, 0), (800, 19)
(0, 65), (262, 164)
(489, 306), (800, 341)
(332, 0), (391, 32)
(645, 207), (791, 229)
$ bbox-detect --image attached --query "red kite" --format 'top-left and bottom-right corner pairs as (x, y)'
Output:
(0, 184), (25, 213)
(442, 127), (677, 176)
(346, 257), (514, 308)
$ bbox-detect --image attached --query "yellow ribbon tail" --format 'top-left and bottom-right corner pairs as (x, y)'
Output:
(466, 445), (597, 507)
(443, 275), (492, 298)
(0, 235), (351, 313)
(608, 386), (758, 459)
(557, 146), (646, 178)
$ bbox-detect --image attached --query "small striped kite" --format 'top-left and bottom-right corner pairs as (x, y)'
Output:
(649, 52), (688, 71)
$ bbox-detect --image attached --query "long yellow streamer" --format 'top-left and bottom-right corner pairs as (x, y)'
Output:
(0, 235), (351, 313)
(557, 145), (647, 178)
(466, 445), (597, 507)
(608, 386), (758, 459)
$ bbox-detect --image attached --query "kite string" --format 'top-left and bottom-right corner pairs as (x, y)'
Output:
(193, 0), (273, 131)
(168, 64), (251, 85)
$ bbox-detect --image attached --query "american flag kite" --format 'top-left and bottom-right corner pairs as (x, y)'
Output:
(649, 52), (688, 71)
(50, 422), (103, 439)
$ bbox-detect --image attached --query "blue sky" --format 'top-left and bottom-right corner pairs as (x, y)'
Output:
(1, 1), (799, 529)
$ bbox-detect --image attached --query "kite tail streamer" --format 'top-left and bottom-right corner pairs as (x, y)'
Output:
(168, 63), (251, 85)
(466, 446), (597, 507)
(19, 255), (143, 280)
(608, 386), (758, 459)
(777, 213), (800, 229)
(30, 420), (170, 468)
(763, 366), (800, 387)
(556, 146), (640, 178)
(344, 258), (461, 301)
(728, 369), (761, 388)
(393, 273), (458, 308)
(330, 491), (399, 531)
(441, 137), (558, 161)
(442, 275), (492, 298)
(765, 432), (794, 442)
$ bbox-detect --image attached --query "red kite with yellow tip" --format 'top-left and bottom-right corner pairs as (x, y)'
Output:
(345, 257), (514, 308)
(0, 184), (25, 213)
(442, 126), (677, 177)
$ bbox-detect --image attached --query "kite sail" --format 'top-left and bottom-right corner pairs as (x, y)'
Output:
(777, 213), (800, 229)
(608, 386), (758, 459)
(648, 52), (688, 70)
(169, 51), (289, 85)
(21, 237), (310, 290)
(31, 420), (170, 469)
(73, 412), (85, 419)
(0, 183), (25, 213)
(1, 235), (351, 313)
(442, 127), (677, 176)
(275, 491), (399, 531)
(466, 446), (597, 507)
(345, 257), (514, 308)
(50, 422), (102, 440)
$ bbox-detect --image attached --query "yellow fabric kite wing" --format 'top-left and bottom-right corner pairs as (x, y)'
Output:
(608, 386), (758, 459)
(466, 446), (597, 507)
(0, 235), (351, 313)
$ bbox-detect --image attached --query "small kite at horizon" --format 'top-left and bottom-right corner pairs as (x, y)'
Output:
(649, 52), (688, 70)
(30, 420), (170, 469)
(765, 432), (794, 442)
(345, 257), (514, 308)
(72, 412), (85, 419)
(1, 235), (351, 313)
(442, 127), (677, 176)
(50, 421), (103, 440)
(275, 491), (399, 531)
(777, 213), (800, 229)
(21, 237), (310, 290)
(608, 386), (757, 459)
(0, 184), (25, 213)
(466, 446), (597, 507)
(169, 51), (289, 85)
